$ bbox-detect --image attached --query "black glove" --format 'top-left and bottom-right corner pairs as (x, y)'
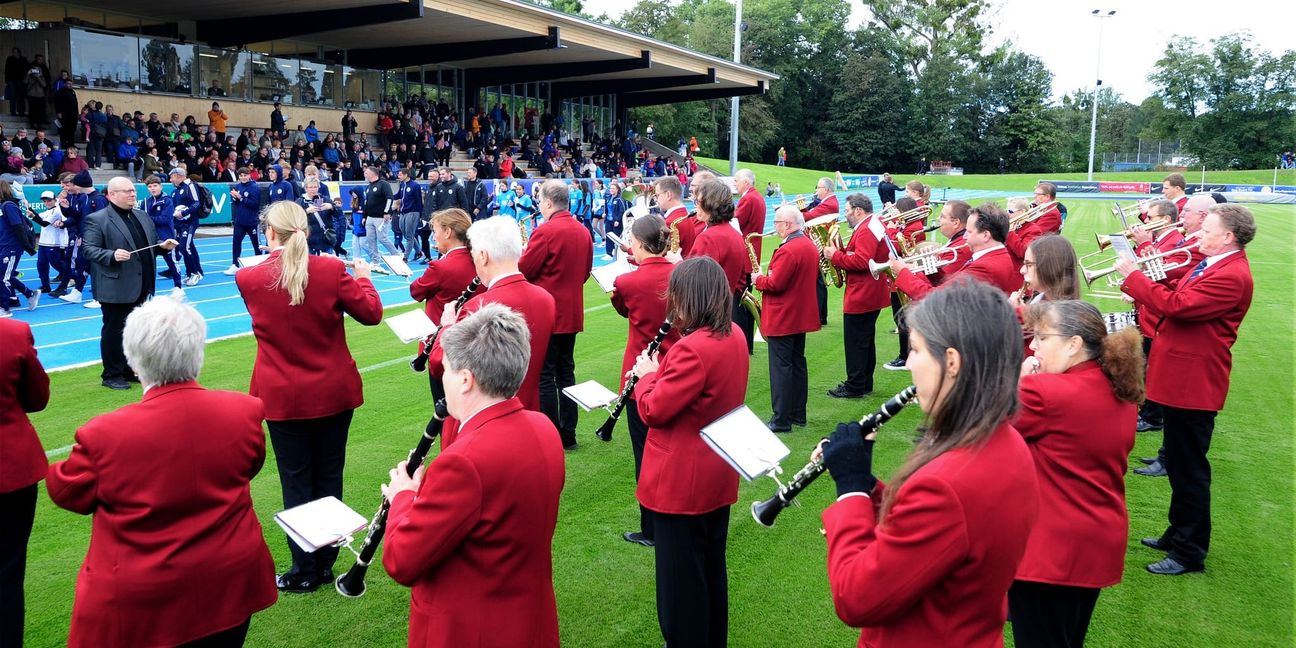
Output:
(821, 422), (877, 498)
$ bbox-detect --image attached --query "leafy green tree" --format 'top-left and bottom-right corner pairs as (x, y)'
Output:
(822, 52), (913, 172)
(863, 0), (993, 77)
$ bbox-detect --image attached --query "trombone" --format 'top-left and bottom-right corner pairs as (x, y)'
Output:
(1111, 199), (1157, 220)
(1082, 242), (1200, 286)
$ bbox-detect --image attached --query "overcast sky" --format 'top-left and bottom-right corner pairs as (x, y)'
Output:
(593, 0), (1296, 103)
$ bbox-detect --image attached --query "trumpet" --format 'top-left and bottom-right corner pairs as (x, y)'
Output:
(1111, 199), (1157, 219)
(875, 241), (968, 277)
(751, 386), (918, 528)
(1094, 219), (1184, 251)
(1009, 201), (1057, 231)
(595, 320), (672, 442)
(879, 204), (930, 227)
(1082, 242), (1200, 286)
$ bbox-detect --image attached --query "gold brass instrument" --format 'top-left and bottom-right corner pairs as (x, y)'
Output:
(1008, 200), (1058, 231)
(1111, 198), (1157, 219)
(879, 204), (930, 227)
(668, 218), (681, 254)
(804, 214), (845, 288)
(1094, 219), (1184, 251)
(1082, 242), (1200, 286)
(795, 194), (808, 211)
(740, 232), (763, 319)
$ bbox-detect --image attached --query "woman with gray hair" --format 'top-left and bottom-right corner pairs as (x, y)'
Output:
(384, 303), (565, 648)
(47, 296), (277, 647)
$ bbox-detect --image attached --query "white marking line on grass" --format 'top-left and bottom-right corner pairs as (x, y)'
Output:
(46, 444), (73, 458)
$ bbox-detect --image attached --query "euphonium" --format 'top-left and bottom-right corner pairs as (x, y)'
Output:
(1082, 242), (1200, 286)
(806, 223), (845, 288)
(879, 204), (930, 227)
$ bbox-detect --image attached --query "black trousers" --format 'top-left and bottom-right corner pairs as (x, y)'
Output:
(0, 483), (37, 648)
(889, 292), (909, 360)
(231, 224), (260, 265)
(100, 297), (146, 381)
(1008, 580), (1100, 648)
(178, 618), (251, 648)
(626, 399), (653, 539)
(732, 293), (754, 355)
(539, 332), (578, 446)
(767, 333), (807, 427)
(815, 274), (828, 325)
(1139, 337), (1164, 426)
(1159, 405), (1217, 569)
(267, 410), (354, 579)
(842, 310), (881, 393)
(654, 506), (730, 648)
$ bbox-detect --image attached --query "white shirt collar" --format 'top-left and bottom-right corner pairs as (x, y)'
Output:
(971, 243), (1005, 261)
(1204, 249), (1240, 268)
(488, 270), (521, 288)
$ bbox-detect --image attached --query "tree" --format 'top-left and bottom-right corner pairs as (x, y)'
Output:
(822, 52), (913, 172)
(980, 50), (1056, 172)
(863, 0), (994, 78)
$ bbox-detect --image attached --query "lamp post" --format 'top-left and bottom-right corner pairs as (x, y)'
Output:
(728, 0), (743, 176)
(1086, 9), (1116, 181)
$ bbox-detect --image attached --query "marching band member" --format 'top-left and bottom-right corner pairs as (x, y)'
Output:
(890, 202), (1019, 300)
(823, 194), (890, 397)
(657, 176), (697, 256)
(1011, 235), (1080, 354)
(688, 178), (753, 354)
(236, 201), (383, 593)
(903, 179), (930, 207)
(1006, 183), (1062, 265)
(47, 297), (276, 647)
(610, 215), (680, 547)
(1142, 173), (1189, 222)
(409, 208), (481, 403)
(753, 205), (821, 432)
(520, 180), (593, 450)
(433, 216), (555, 447)
(801, 176), (839, 325)
(732, 169), (765, 354)
(1116, 203), (1255, 575)
(819, 279), (1038, 647)
(384, 304), (565, 648)
(633, 257), (749, 648)
(0, 317), (48, 648)
(1012, 301), (1142, 647)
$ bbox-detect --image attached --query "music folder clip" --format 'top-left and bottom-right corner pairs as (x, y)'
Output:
(699, 405), (791, 481)
(274, 496), (368, 553)
(381, 254), (415, 277)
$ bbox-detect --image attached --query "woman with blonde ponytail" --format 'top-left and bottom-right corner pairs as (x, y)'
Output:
(235, 200), (384, 593)
(1011, 300), (1143, 647)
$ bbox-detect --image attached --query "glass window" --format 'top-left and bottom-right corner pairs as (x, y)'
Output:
(343, 67), (379, 111)
(197, 47), (249, 101)
(139, 38), (194, 95)
(251, 53), (294, 105)
(297, 60), (337, 107)
(70, 29), (138, 90)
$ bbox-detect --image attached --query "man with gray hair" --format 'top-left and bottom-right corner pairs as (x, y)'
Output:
(732, 168), (765, 354)
(520, 179), (593, 449)
(383, 303), (566, 648)
(430, 216), (556, 447)
(752, 204), (821, 431)
(801, 176), (840, 325)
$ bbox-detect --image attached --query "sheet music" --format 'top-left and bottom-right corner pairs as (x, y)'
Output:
(386, 309), (438, 344)
(606, 231), (627, 250)
(382, 254), (415, 277)
(563, 380), (619, 411)
(274, 496), (367, 553)
(592, 257), (634, 293)
(239, 253), (272, 268)
(1107, 236), (1137, 263)
(700, 405), (791, 481)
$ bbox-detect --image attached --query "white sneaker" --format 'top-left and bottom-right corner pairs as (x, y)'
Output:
(59, 288), (83, 304)
(0, 308), (11, 318)
(170, 287), (186, 300)
(222, 264), (239, 275)
(27, 290), (41, 311)
(83, 299), (101, 309)
(184, 274), (201, 287)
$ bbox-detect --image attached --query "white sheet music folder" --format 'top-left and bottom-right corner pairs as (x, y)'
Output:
(382, 254), (415, 277)
(386, 309), (437, 344)
(563, 380), (619, 411)
(274, 496), (367, 553)
(592, 257), (634, 293)
(700, 405), (791, 481)
(239, 253), (272, 268)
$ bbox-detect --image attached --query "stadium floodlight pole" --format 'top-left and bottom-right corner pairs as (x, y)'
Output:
(1086, 9), (1116, 181)
(728, 0), (743, 176)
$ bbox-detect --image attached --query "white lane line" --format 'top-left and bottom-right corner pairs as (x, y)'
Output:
(359, 357), (410, 373)
(46, 444), (74, 458)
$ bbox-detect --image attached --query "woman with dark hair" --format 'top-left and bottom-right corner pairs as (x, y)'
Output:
(1011, 300), (1142, 647)
(1012, 234), (1080, 353)
(818, 278), (1039, 647)
(688, 178), (753, 352)
(632, 256), (749, 647)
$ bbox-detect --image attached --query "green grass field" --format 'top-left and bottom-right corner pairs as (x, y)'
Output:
(19, 179), (1295, 646)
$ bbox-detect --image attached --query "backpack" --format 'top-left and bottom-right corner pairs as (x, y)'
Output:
(195, 183), (215, 219)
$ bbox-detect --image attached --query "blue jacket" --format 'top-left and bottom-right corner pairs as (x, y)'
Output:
(144, 194), (176, 240)
(0, 201), (24, 252)
(267, 178), (297, 204)
(323, 146), (341, 165)
(397, 180), (423, 214)
(62, 191), (109, 238)
(604, 195), (630, 233)
(117, 142), (138, 161)
(304, 125), (319, 142)
(170, 180), (203, 228)
(231, 180), (262, 228)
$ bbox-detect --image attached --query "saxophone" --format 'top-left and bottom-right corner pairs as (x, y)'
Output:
(668, 218), (681, 254)
(740, 232), (763, 319)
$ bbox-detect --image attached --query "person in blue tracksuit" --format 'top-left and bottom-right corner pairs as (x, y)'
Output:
(394, 168), (424, 263)
(0, 182), (38, 315)
(57, 170), (108, 304)
(227, 166), (263, 273)
(603, 181), (630, 258)
(265, 164), (297, 205)
(168, 168), (205, 286)
(143, 175), (183, 291)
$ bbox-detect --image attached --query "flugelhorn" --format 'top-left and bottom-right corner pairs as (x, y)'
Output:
(751, 386), (918, 528)
(336, 399), (449, 597)
(1094, 219), (1184, 251)
(595, 320), (672, 442)
(1082, 242), (1200, 286)
(1009, 201), (1057, 231)
(409, 277), (482, 373)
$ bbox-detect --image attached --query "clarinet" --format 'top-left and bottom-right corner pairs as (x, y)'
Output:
(336, 399), (449, 598)
(410, 277), (482, 373)
(594, 320), (672, 442)
(751, 385), (918, 528)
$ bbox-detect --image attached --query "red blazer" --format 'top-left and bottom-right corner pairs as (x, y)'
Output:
(636, 324), (749, 515)
(384, 398), (565, 648)
(237, 251), (384, 421)
(611, 256), (679, 390)
(431, 273), (555, 446)
(831, 216), (891, 314)
(1033, 204), (1062, 235)
(520, 210), (593, 334)
(410, 246), (480, 323)
(46, 382), (277, 648)
(1132, 230), (1199, 338)
(755, 232), (821, 336)
(690, 222), (750, 293)
(1014, 361), (1136, 588)
(801, 194), (839, 220)
(1005, 222), (1041, 268)
(735, 187), (767, 261)
(822, 422), (1038, 648)
(664, 206), (698, 256)
(896, 246), (1020, 300)
(0, 319), (49, 493)
(1122, 250), (1253, 411)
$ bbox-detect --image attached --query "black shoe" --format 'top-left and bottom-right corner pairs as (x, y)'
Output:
(276, 572), (320, 593)
(318, 568), (335, 584)
(1134, 461), (1167, 477)
(766, 420), (792, 433)
(49, 289), (66, 298)
(159, 269), (177, 279)
(563, 441), (579, 452)
(1139, 456), (1158, 465)
(1136, 417), (1162, 432)
(124, 373), (141, 383)
(1146, 557), (1203, 576)
(101, 378), (130, 390)
(882, 358), (908, 371)
(791, 419), (807, 427)
(1140, 537), (1169, 551)
(622, 531), (654, 547)
(827, 385), (867, 399)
